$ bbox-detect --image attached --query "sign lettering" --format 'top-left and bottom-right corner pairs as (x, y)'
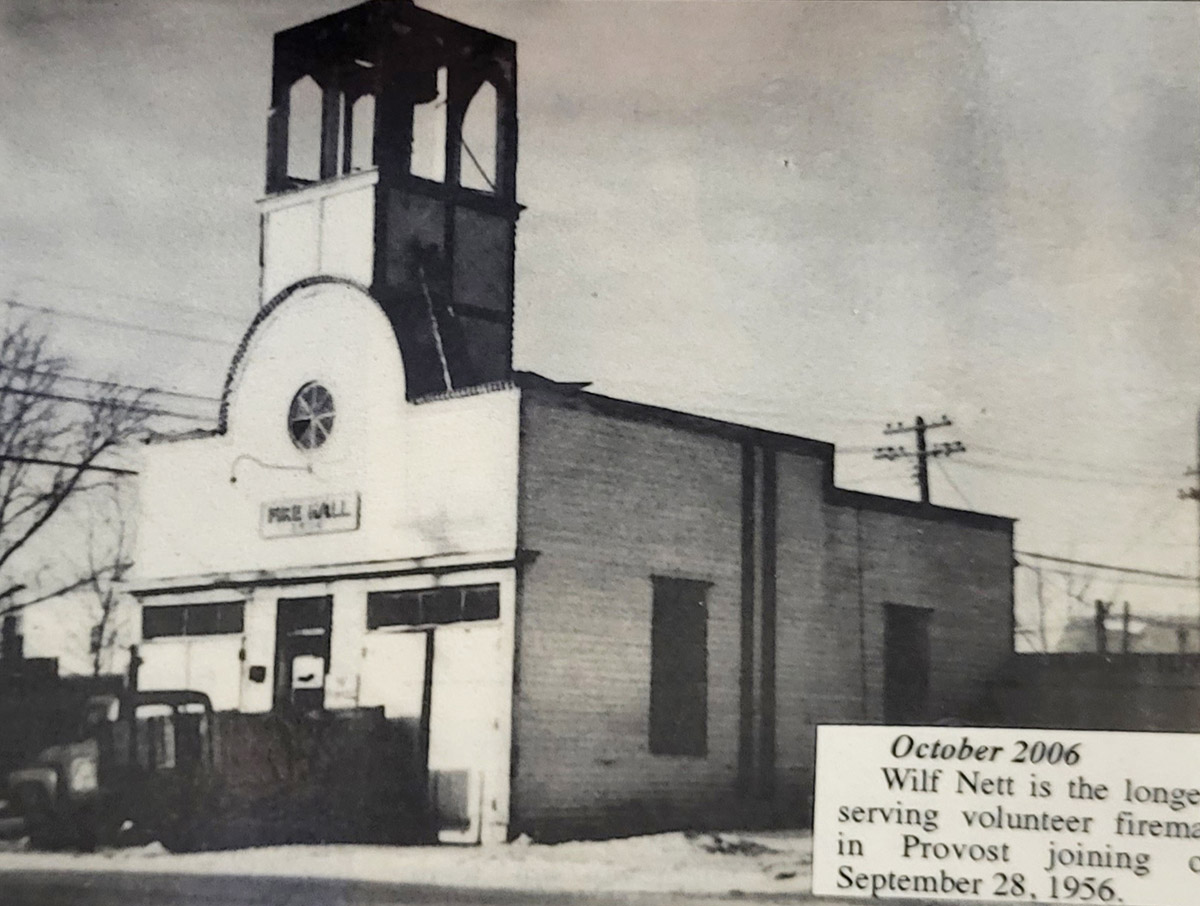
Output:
(260, 492), (360, 538)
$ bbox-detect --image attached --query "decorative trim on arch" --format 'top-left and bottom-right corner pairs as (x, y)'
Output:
(217, 275), (375, 434)
(411, 379), (515, 406)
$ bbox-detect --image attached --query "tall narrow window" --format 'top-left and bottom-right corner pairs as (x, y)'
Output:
(883, 603), (932, 725)
(410, 67), (448, 182)
(348, 93), (375, 172)
(287, 76), (323, 184)
(649, 576), (709, 756)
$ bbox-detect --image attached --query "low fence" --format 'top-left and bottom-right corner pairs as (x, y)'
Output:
(208, 709), (428, 847)
(1, 673), (430, 847)
(987, 653), (1200, 732)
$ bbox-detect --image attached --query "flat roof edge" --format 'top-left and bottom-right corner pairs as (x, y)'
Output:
(829, 487), (1015, 532)
(515, 371), (1014, 532)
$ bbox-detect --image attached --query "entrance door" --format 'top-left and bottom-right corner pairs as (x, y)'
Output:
(883, 604), (931, 724)
(274, 596), (332, 712)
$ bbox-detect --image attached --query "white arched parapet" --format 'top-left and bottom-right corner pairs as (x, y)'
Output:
(219, 279), (411, 569)
(137, 280), (408, 580)
(225, 279), (407, 452)
(136, 277), (519, 584)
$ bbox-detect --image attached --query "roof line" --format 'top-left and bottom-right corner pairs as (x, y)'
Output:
(514, 370), (1013, 531)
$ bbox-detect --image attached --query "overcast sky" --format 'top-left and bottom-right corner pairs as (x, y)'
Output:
(3, 0), (1200, 647)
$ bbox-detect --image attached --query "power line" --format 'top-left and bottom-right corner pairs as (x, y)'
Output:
(1178, 406), (1200, 639)
(5, 272), (250, 325)
(1030, 570), (1200, 591)
(1106, 500), (1186, 601)
(836, 444), (888, 454)
(0, 454), (136, 476)
(1014, 550), (1198, 582)
(846, 441), (1183, 486)
(957, 458), (1177, 489)
(5, 367), (220, 405)
(934, 457), (973, 509)
(5, 299), (235, 347)
(1031, 565), (1200, 597)
(592, 378), (901, 425)
(0, 385), (215, 423)
(848, 445), (1179, 488)
(970, 443), (1179, 482)
(874, 414), (965, 504)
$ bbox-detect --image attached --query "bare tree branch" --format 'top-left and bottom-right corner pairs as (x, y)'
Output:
(0, 321), (150, 630)
(0, 560), (132, 621)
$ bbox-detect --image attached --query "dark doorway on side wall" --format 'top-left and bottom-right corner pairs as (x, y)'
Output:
(274, 596), (332, 712)
(883, 603), (932, 724)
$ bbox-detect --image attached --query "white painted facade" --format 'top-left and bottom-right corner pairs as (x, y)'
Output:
(258, 171), (378, 304)
(132, 277), (521, 843)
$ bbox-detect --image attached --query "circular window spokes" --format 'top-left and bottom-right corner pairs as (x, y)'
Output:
(288, 382), (335, 450)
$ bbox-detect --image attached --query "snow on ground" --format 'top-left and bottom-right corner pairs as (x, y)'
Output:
(0, 830), (816, 896)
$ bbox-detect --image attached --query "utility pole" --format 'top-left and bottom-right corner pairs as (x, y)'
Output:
(1177, 407), (1200, 650)
(1091, 599), (1130, 654)
(874, 414), (966, 504)
(1035, 566), (1048, 653)
(1094, 599), (1110, 654)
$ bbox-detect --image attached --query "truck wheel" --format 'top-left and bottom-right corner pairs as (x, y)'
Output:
(26, 814), (67, 851)
(158, 819), (202, 853)
(72, 810), (100, 853)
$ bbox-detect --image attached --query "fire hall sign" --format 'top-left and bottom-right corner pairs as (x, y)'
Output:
(260, 492), (361, 538)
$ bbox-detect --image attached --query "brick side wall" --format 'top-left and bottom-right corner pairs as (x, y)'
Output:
(514, 393), (744, 839)
(773, 486), (1013, 816)
(513, 391), (1014, 838)
(856, 507), (1013, 725)
(773, 451), (838, 815)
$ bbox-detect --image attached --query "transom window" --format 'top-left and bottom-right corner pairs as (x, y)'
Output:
(288, 381), (335, 450)
(142, 602), (245, 640)
(367, 585), (500, 629)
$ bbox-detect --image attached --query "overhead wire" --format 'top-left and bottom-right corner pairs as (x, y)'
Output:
(0, 385), (215, 423)
(0, 454), (136, 476)
(1032, 566), (1195, 596)
(954, 457), (1177, 489)
(1014, 550), (1198, 582)
(968, 443), (1180, 482)
(839, 442), (1181, 488)
(4, 367), (219, 404)
(4, 273), (250, 325)
(1106, 500), (1191, 600)
(933, 457), (973, 509)
(1029, 570), (1200, 591)
(591, 378), (901, 425)
(5, 299), (236, 347)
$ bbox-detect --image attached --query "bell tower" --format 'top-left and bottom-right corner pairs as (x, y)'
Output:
(260, 0), (518, 397)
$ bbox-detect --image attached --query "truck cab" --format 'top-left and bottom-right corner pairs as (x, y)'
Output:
(6, 690), (214, 850)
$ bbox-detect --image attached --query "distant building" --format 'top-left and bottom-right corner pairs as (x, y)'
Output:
(1055, 611), (1199, 654)
(130, 0), (1015, 842)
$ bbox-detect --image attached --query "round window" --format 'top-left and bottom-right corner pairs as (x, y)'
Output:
(287, 382), (335, 450)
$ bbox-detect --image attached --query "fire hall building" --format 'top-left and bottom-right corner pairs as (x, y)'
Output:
(130, 0), (1015, 844)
